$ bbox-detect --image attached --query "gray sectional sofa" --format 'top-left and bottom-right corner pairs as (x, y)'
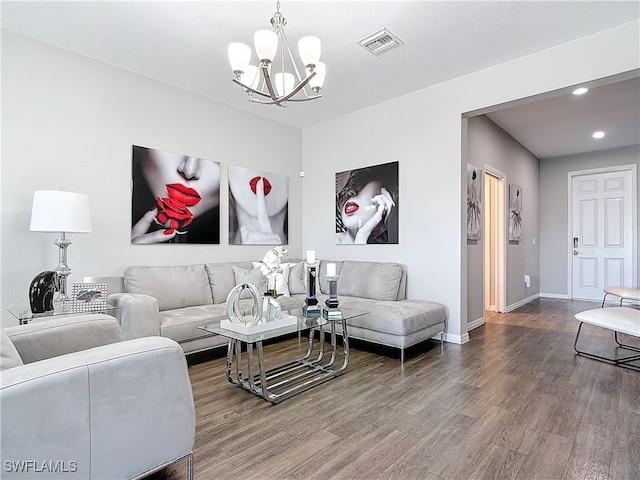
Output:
(104, 259), (447, 361)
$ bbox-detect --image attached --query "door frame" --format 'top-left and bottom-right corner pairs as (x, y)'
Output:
(567, 164), (638, 299)
(484, 165), (507, 313)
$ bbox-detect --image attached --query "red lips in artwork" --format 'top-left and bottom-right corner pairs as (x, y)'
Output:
(155, 184), (202, 235)
(249, 176), (272, 196)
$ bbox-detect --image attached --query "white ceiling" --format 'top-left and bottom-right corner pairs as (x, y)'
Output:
(2, 1), (639, 159)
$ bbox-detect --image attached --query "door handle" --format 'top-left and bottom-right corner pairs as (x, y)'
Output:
(573, 249), (581, 256)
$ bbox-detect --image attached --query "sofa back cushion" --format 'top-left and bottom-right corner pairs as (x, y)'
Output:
(1, 330), (23, 370)
(205, 262), (255, 303)
(337, 261), (405, 301)
(125, 265), (213, 311)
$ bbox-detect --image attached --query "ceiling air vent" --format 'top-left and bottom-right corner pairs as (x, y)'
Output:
(358, 28), (404, 56)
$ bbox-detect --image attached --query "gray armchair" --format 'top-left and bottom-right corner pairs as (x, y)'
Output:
(1, 314), (195, 479)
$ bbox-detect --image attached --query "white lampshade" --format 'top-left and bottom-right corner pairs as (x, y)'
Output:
(254, 29), (278, 63)
(228, 42), (251, 74)
(241, 64), (260, 90)
(309, 61), (326, 90)
(30, 190), (92, 233)
(298, 36), (321, 68)
(275, 72), (294, 97)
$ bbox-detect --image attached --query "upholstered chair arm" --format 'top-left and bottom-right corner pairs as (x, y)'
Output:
(3, 313), (123, 364)
(0, 336), (195, 480)
(107, 292), (161, 340)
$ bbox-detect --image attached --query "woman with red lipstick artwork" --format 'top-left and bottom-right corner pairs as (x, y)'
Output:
(336, 161), (398, 244)
(228, 165), (288, 245)
(131, 145), (221, 244)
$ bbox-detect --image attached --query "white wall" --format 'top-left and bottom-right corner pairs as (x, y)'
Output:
(466, 116), (540, 325)
(539, 145), (640, 296)
(302, 21), (639, 343)
(1, 30), (302, 326)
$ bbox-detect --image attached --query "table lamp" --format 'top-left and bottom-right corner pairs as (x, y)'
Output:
(30, 190), (92, 308)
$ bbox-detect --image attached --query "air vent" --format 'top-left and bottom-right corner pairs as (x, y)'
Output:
(358, 28), (404, 56)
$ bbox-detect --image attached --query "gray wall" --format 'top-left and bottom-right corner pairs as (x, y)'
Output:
(539, 145), (639, 296)
(1, 30), (302, 326)
(466, 116), (540, 324)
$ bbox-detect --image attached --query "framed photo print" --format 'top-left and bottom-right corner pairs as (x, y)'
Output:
(509, 184), (522, 242)
(70, 283), (108, 313)
(131, 145), (221, 244)
(228, 165), (289, 245)
(335, 161), (399, 244)
(467, 164), (482, 240)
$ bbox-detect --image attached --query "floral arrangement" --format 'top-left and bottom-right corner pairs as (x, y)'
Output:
(258, 246), (288, 297)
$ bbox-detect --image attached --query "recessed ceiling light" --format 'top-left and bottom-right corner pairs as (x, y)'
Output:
(592, 131), (605, 139)
(572, 87), (589, 95)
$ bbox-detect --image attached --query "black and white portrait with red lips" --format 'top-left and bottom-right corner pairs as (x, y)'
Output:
(228, 165), (289, 245)
(336, 161), (399, 244)
(131, 145), (221, 244)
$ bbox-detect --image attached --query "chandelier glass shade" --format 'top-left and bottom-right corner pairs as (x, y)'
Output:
(228, 1), (325, 107)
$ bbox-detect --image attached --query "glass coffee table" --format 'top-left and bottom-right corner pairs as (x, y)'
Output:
(199, 308), (366, 404)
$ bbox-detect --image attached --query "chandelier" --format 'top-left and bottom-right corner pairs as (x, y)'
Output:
(227, 1), (326, 107)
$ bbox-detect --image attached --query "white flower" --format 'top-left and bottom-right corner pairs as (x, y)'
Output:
(259, 246), (288, 277)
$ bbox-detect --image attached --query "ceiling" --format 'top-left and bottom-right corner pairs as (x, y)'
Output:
(2, 1), (639, 159)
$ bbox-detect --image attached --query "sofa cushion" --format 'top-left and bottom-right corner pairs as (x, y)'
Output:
(205, 263), (237, 304)
(232, 266), (267, 298)
(288, 262), (307, 295)
(319, 261), (344, 294)
(159, 304), (229, 343)
(125, 265), (213, 311)
(337, 261), (403, 301)
(1, 330), (23, 370)
(339, 297), (446, 336)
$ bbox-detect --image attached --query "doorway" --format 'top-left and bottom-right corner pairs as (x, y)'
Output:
(484, 166), (506, 313)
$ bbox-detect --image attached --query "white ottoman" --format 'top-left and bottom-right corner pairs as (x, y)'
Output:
(574, 307), (640, 370)
(601, 287), (640, 307)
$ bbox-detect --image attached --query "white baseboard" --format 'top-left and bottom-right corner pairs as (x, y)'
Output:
(540, 292), (569, 299)
(505, 293), (540, 313)
(445, 332), (469, 344)
(467, 317), (485, 331)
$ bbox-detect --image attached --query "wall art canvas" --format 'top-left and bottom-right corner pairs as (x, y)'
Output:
(335, 161), (399, 244)
(466, 164), (482, 240)
(509, 184), (522, 242)
(131, 145), (221, 244)
(228, 165), (289, 245)
(70, 282), (108, 313)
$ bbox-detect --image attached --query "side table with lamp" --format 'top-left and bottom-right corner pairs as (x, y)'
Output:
(28, 190), (92, 314)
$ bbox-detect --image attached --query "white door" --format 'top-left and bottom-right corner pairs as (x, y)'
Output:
(571, 168), (635, 301)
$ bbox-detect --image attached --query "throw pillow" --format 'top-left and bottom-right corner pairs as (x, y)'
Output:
(232, 266), (266, 298)
(288, 261), (307, 295)
(252, 262), (291, 297)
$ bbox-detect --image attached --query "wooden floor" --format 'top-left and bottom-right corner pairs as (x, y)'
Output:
(154, 298), (639, 480)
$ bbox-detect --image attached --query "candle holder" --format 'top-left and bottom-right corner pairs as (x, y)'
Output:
(302, 260), (321, 318)
(322, 275), (342, 320)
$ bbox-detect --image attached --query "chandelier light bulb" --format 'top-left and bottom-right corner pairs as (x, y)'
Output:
(275, 72), (294, 97)
(228, 43), (251, 76)
(254, 29), (278, 63)
(298, 36), (321, 69)
(241, 65), (260, 91)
